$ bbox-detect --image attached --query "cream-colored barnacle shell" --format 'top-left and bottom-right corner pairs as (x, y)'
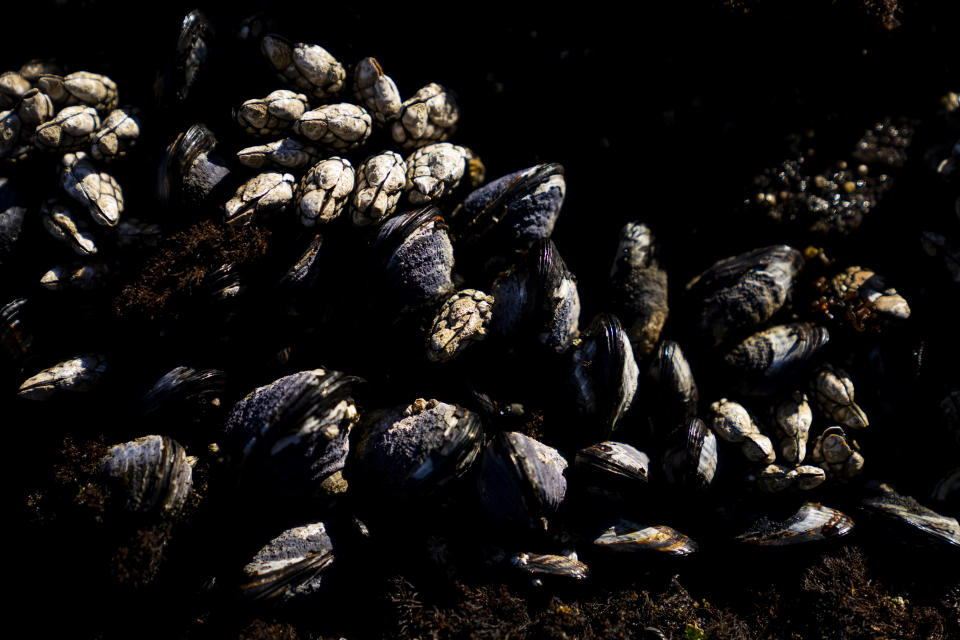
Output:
(90, 108), (141, 161)
(426, 289), (494, 362)
(40, 199), (97, 256)
(224, 171), (296, 225)
(64, 71), (118, 112)
(59, 151), (123, 226)
(813, 365), (868, 429)
(236, 138), (319, 170)
(294, 103), (371, 150)
(350, 151), (407, 226)
(295, 157), (355, 226)
(0, 71), (30, 108)
(776, 391), (812, 463)
(0, 110), (20, 157)
(353, 57), (402, 125)
(16, 89), (55, 130)
(237, 90), (308, 135)
(36, 106), (101, 152)
(39, 262), (109, 291)
(404, 143), (472, 205)
(261, 36), (345, 100)
(391, 83), (459, 150)
(708, 398), (759, 443)
(741, 431), (776, 464)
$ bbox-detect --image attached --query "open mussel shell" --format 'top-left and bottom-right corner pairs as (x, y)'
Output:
(662, 418), (718, 490)
(240, 521), (335, 602)
(490, 238), (580, 353)
(476, 431), (568, 531)
(349, 398), (483, 498)
(860, 483), (960, 548)
(157, 123), (232, 207)
(456, 163), (565, 253)
(737, 503), (853, 546)
(510, 552), (589, 581)
(567, 313), (639, 434)
(685, 245), (804, 347)
(223, 369), (360, 496)
(723, 323), (829, 396)
(100, 435), (194, 518)
(374, 206), (454, 309)
(593, 520), (698, 556)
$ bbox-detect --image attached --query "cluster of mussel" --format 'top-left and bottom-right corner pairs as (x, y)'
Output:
(4, 11), (959, 606)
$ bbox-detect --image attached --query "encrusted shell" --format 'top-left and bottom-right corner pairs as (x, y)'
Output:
(236, 89), (308, 135)
(426, 289), (493, 362)
(89, 108), (141, 161)
(351, 151), (407, 226)
(391, 83), (459, 149)
(294, 157), (355, 226)
(261, 36), (346, 100)
(405, 143), (478, 205)
(294, 103), (372, 150)
(59, 151), (124, 226)
(240, 521), (335, 601)
(352, 57), (402, 125)
(224, 171), (295, 225)
(237, 138), (319, 170)
(35, 106), (101, 152)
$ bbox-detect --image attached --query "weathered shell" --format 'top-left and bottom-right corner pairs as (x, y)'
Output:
(261, 36), (346, 100)
(240, 521), (335, 601)
(89, 108), (140, 161)
(19, 60), (63, 83)
(490, 239), (580, 353)
(35, 106), (101, 152)
(38, 71), (118, 112)
(141, 366), (226, 423)
(575, 441), (650, 492)
(811, 364), (868, 430)
(40, 199), (97, 255)
(0, 110), (20, 159)
(351, 151), (407, 225)
(723, 323), (830, 396)
(686, 245), (804, 346)
(0, 71), (30, 109)
(648, 340), (697, 431)
(568, 313), (639, 432)
(17, 354), (107, 400)
(510, 552), (589, 581)
(223, 369), (360, 496)
(237, 138), (319, 170)
(374, 206), (455, 308)
(829, 265), (910, 321)
(157, 124), (231, 206)
(100, 435), (194, 517)
(405, 143), (480, 205)
(456, 164), (565, 252)
(861, 483), (960, 548)
(294, 103), (372, 150)
(352, 57), (402, 125)
(708, 399), (760, 443)
(594, 521), (698, 556)
(224, 171), (295, 226)
(39, 261), (109, 291)
(59, 151), (124, 226)
(426, 289), (493, 362)
(15, 88), (54, 130)
(350, 398), (483, 496)
(775, 391), (812, 463)
(810, 426), (864, 480)
(737, 503), (853, 546)
(476, 431), (567, 530)
(0, 177), (26, 261)
(741, 431), (776, 464)
(294, 157), (354, 226)
(236, 89), (308, 135)
(662, 418), (718, 490)
(609, 222), (669, 358)
(391, 83), (459, 149)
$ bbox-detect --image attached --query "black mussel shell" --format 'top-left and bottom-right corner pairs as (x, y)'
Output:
(737, 502), (854, 546)
(157, 123), (231, 206)
(155, 10), (213, 106)
(609, 222), (669, 359)
(686, 245), (804, 346)
(662, 417), (717, 490)
(223, 369), (360, 496)
(593, 520), (698, 556)
(349, 398), (483, 498)
(100, 435), (194, 518)
(568, 313), (639, 434)
(374, 206), (454, 308)
(477, 431), (568, 530)
(648, 340), (698, 431)
(510, 552), (589, 581)
(491, 238), (580, 353)
(861, 483), (960, 548)
(141, 365), (226, 431)
(0, 177), (26, 263)
(240, 521), (335, 602)
(723, 323), (830, 396)
(576, 441), (650, 484)
(1, 297), (33, 368)
(457, 163), (565, 251)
